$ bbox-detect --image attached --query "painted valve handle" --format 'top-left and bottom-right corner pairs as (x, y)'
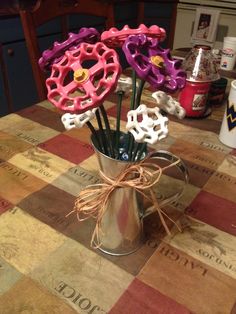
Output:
(115, 76), (133, 94)
(123, 34), (186, 92)
(61, 110), (97, 130)
(126, 104), (168, 144)
(152, 91), (186, 119)
(46, 42), (121, 113)
(39, 27), (100, 72)
(101, 24), (166, 48)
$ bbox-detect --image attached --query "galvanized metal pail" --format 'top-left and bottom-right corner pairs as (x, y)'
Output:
(91, 132), (188, 256)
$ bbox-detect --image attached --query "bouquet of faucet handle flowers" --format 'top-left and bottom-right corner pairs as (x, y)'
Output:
(39, 24), (187, 161)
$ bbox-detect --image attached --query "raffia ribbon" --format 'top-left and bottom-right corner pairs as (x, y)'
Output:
(67, 158), (182, 248)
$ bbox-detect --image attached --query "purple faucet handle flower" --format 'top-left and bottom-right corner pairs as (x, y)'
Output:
(39, 27), (100, 72)
(151, 47), (186, 92)
(122, 34), (186, 92)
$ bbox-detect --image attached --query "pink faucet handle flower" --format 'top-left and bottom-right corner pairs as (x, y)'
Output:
(39, 28), (100, 72)
(46, 42), (121, 114)
(126, 104), (168, 144)
(101, 24), (166, 48)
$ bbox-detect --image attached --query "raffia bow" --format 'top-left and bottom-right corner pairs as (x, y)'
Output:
(67, 158), (182, 248)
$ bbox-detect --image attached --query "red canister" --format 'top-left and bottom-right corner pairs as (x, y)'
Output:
(179, 45), (220, 117)
(179, 81), (211, 117)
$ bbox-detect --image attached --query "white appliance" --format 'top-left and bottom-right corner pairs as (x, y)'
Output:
(173, 0), (236, 49)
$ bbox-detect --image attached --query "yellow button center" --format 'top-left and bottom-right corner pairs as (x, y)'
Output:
(150, 56), (164, 68)
(74, 68), (89, 83)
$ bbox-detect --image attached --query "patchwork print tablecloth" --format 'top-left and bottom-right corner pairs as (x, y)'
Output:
(0, 91), (236, 314)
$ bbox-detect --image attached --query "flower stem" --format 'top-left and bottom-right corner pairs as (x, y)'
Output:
(129, 79), (146, 160)
(116, 91), (124, 157)
(99, 105), (115, 158)
(130, 70), (137, 110)
(128, 70), (137, 160)
(136, 79), (145, 109)
(86, 121), (104, 153)
(95, 110), (108, 156)
(131, 142), (140, 161)
(136, 143), (147, 161)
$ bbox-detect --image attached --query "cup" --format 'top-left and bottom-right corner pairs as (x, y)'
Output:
(219, 80), (236, 148)
(220, 37), (236, 71)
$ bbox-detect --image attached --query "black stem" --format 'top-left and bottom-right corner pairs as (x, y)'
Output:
(116, 91), (124, 157)
(131, 142), (141, 162)
(86, 121), (104, 153)
(128, 70), (137, 160)
(130, 70), (137, 110)
(99, 105), (115, 158)
(95, 110), (108, 156)
(136, 79), (145, 109)
(136, 143), (147, 161)
(130, 80), (146, 161)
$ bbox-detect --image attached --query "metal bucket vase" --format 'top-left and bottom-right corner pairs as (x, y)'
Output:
(91, 132), (189, 256)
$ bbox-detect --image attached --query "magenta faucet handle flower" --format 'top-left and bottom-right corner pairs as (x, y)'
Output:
(122, 34), (186, 92)
(126, 104), (169, 144)
(46, 42), (121, 113)
(101, 24), (166, 48)
(39, 28), (100, 72)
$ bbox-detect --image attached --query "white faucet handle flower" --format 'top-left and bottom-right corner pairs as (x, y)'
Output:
(126, 104), (168, 144)
(152, 91), (186, 119)
(61, 109), (97, 130)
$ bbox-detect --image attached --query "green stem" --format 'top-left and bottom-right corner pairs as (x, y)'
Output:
(116, 91), (124, 157)
(99, 105), (115, 158)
